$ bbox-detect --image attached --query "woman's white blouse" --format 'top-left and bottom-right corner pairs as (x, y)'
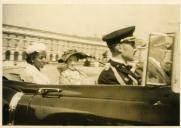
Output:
(20, 63), (50, 84)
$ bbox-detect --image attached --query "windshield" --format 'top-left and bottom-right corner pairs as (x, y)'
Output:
(145, 33), (175, 86)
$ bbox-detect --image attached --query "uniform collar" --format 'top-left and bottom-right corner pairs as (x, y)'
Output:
(111, 57), (127, 65)
(111, 57), (135, 66)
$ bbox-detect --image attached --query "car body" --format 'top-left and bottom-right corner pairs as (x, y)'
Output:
(3, 78), (180, 126)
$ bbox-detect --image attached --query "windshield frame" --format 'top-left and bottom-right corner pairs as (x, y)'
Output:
(144, 32), (177, 90)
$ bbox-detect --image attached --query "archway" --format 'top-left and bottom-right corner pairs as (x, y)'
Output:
(14, 52), (19, 61)
(22, 51), (27, 60)
(55, 54), (59, 61)
(5, 50), (11, 60)
(50, 54), (53, 61)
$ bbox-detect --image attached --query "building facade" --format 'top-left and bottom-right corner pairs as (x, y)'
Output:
(3, 24), (108, 65)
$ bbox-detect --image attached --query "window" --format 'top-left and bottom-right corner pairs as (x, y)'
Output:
(5, 50), (11, 60)
(22, 51), (27, 60)
(55, 54), (59, 61)
(50, 54), (53, 61)
(14, 52), (19, 61)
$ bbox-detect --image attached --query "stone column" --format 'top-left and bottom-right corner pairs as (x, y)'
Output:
(10, 50), (14, 61)
(47, 52), (50, 62)
(3, 50), (5, 61)
(18, 51), (23, 61)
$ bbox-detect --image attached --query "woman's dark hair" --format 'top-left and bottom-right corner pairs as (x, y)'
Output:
(26, 52), (39, 64)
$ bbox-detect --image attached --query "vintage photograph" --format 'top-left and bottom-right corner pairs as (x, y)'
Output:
(2, 3), (180, 126)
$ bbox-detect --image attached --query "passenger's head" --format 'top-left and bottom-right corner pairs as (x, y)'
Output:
(66, 55), (78, 69)
(160, 60), (172, 75)
(103, 26), (136, 61)
(58, 50), (88, 69)
(25, 43), (47, 70)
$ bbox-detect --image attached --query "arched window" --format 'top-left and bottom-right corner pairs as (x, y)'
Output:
(55, 54), (59, 61)
(50, 54), (53, 61)
(22, 51), (27, 60)
(5, 50), (11, 60)
(14, 52), (19, 61)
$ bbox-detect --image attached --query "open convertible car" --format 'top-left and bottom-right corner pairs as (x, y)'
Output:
(2, 33), (180, 125)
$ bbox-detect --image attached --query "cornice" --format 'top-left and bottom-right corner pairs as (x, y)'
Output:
(3, 24), (106, 46)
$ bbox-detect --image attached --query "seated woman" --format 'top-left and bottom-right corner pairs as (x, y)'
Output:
(57, 50), (89, 85)
(20, 43), (50, 84)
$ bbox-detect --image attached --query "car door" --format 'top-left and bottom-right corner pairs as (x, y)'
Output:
(24, 84), (179, 125)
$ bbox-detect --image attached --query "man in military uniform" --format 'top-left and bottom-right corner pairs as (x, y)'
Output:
(98, 26), (141, 85)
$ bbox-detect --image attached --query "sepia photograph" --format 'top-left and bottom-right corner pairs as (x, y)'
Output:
(2, 1), (180, 126)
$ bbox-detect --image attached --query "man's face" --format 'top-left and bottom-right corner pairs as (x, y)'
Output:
(33, 51), (47, 70)
(119, 43), (136, 61)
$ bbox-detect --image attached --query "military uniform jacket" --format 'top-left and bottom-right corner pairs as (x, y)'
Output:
(98, 59), (141, 85)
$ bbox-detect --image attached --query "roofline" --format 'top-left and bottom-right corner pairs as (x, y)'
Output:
(2, 24), (102, 42)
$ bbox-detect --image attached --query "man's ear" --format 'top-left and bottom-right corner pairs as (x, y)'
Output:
(115, 44), (122, 53)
